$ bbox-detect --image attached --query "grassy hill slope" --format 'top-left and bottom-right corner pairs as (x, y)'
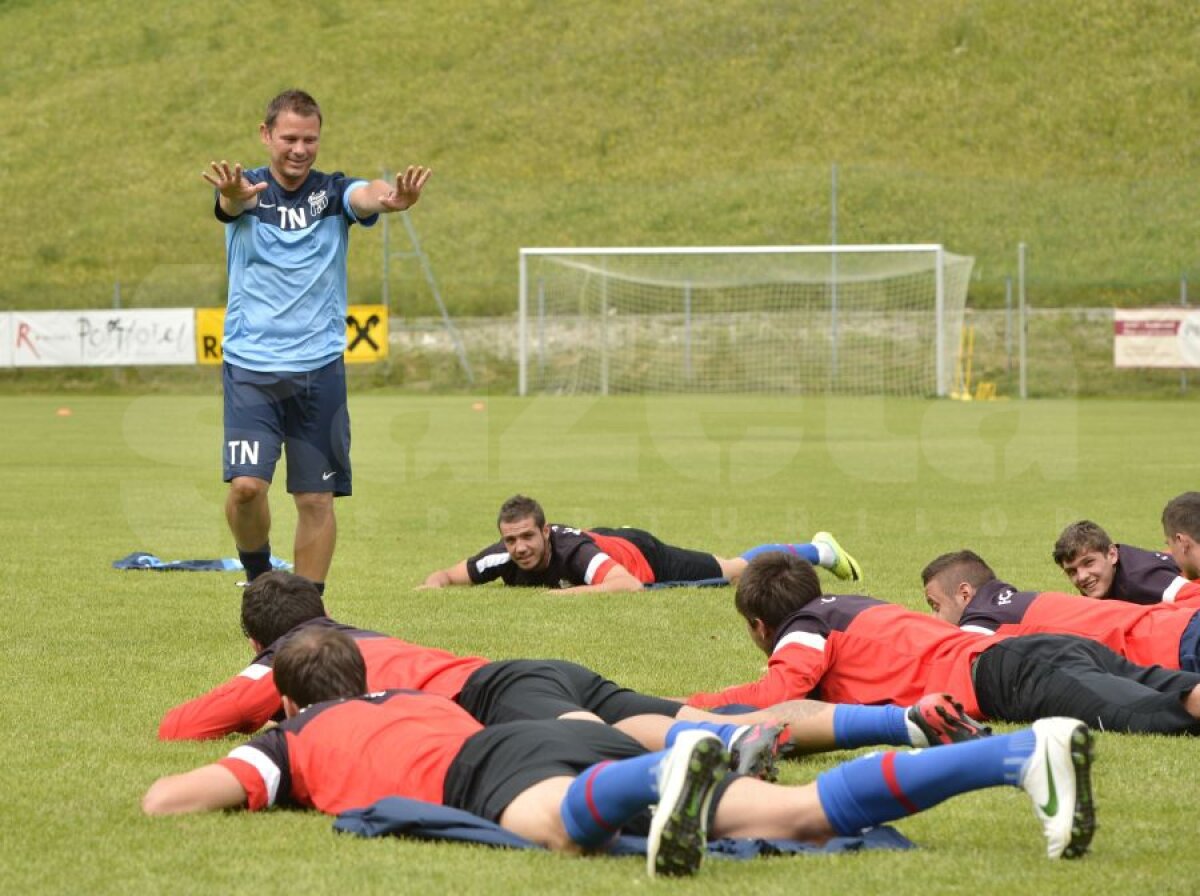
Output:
(2, 0), (1199, 314)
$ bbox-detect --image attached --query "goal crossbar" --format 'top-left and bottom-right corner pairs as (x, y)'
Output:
(518, 244), (971, 397)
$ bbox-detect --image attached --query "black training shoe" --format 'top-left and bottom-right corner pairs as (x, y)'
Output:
(728, 722), (787, 781)
(907, 693), (993, 746)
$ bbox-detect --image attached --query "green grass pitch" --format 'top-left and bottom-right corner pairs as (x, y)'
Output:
(3, 393), (1200, 893)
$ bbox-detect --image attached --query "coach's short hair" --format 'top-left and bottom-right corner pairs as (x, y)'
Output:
(1052, 521), (1113, 567)
(274, 627), (366, 710)
(264, 89), (322, 128)
(920, 550), (997, 589)
(241, 571), (328, 647)
(1163, 492), (1200, 540)
(735, 552), (823, 628)
(497, 494), (546, 529)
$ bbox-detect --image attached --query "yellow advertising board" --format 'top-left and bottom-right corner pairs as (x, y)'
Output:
(343, 305), (390, 363)
(195, 307), (225, 364)
(194, 305), (389, 365)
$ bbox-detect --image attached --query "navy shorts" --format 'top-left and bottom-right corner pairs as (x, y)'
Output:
(591, 527), (723, 583)
(456, 659), (685, 725)
(973, 633), (1200, 735)
(444, 719), (739, 828)
(444, 719), (646, 822)
(222, 359), (351, 495)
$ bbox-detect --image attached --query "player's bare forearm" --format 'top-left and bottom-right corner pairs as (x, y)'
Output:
(417, 561), (471, 589)
(555, 570), (644, 594)
(142, 764), (248, 816)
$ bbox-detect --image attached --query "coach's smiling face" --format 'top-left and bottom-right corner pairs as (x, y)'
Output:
(260, 110), (321, 190)
(499, 516), (552, 571)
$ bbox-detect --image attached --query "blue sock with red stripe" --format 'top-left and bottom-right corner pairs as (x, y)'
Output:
(815, 730), (1038, 835)
(665, 720), (741, 748)
(741, 543), (820, 564)
(832, 704), (912, 748)
(560, 752), (667, 848)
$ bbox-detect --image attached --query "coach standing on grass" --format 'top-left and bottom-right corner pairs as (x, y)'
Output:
(204, 89), (431, 594)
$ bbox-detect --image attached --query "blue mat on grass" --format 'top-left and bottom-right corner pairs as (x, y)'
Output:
(111, 551), (292, 572)
(334, 796), (914, 857)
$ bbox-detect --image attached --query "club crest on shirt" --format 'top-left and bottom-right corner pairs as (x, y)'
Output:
(308, 189), (329, 216)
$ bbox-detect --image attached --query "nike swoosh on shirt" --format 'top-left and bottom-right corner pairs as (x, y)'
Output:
(1039, 747), (1058, 816)
(322, 471), (336, 480)
(259, 202), (276, 208)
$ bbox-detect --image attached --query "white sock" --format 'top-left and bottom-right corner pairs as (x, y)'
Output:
(814, 541), (836, 568)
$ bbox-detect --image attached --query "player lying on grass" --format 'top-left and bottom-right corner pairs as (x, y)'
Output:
(419, 494), (861, 593)
(1164, 491), (1200, 583)
(159, 572), (986, 776)
(922, 550), (1200, 672)
(1052, 519), (1187, 604)
(685, 552), (1200, 735)
(143, 626), (1098, 874)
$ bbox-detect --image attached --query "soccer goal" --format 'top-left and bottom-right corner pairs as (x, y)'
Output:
(517, 245), (975, 396)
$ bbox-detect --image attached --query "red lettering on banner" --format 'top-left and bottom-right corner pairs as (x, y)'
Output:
(1113, 320), (1180, 336)
(16, 322), (39, 358)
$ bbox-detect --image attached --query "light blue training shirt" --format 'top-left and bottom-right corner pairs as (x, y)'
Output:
(216, 166), (377, 372)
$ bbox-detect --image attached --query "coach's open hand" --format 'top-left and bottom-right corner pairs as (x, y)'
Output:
(377, 165), (433, 212)
(202, 160), (267, 204)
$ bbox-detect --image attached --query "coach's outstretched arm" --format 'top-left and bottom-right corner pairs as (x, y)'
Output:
(419, 560), (473, 589)
(348, 165), (432, 217)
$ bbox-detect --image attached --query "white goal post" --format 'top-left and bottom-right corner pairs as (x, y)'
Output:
(517, 245), (974, 396)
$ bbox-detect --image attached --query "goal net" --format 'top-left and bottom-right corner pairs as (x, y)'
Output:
(517, 245), (974, 396)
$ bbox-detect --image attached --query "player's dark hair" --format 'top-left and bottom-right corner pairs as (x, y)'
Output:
(735, 552), (823, 628)
(498, 494), (546, 530)
(264, 89), (322, 128)
(274, 627), (366, 709)
(1163, 492), (1200, 540)
(241, 571), (328, 646)
(1052, 520), (1112, 567)
(920, 550), (997, 589)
